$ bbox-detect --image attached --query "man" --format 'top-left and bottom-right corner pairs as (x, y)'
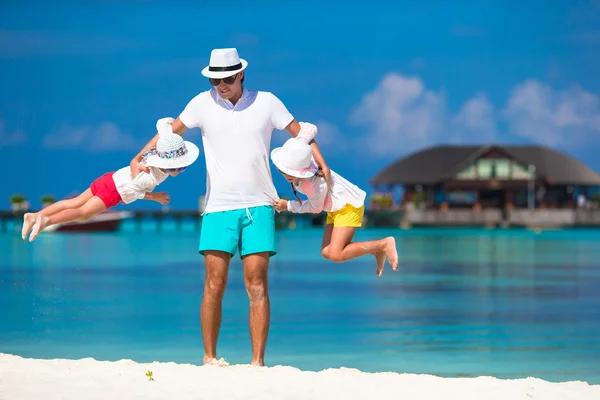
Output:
(130, 48), (330, 366)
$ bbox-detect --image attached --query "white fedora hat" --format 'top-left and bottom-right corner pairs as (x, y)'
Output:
(201, 48), (248, 79)
(270, 138), (319, 179)
(145, 118), (200, 169)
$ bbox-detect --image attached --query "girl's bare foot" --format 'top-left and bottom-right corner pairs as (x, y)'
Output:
(374, 252), (386, 276)
(29, 215), (50, 242)
(383, 237), (399, 271)
(21, 213), (37, 240)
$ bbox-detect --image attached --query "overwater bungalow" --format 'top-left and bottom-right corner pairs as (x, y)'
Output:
(370, 145), (600, 228)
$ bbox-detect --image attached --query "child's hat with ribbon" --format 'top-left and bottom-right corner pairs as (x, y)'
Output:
(270, 138), (318, 178)
(144, 117), (200, 169)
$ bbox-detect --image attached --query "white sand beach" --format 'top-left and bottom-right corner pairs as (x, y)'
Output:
(1, 353), (598, 400)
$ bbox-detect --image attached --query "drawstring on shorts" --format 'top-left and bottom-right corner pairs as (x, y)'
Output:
(245, 207), (254, 224)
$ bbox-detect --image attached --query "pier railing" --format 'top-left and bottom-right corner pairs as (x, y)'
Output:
(404, 208), (600, 228)
(405, 209), (503, 226)
(4, 208), (600, 232)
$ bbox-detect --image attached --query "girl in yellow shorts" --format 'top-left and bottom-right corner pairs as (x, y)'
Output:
(271, 138), (398, 275)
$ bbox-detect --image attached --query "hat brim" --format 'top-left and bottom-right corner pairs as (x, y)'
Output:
(270, 147), (318, 178)
(201, 59), (248, 79)
(145, 141), (200, 169)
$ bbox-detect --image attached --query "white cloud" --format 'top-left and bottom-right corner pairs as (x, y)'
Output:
(348, 72), (600, 156)
(314, 121), (346, 151)
(0, 120), (26, 146)
(348, 73), (446, 155)
(450, 93), (497, 143)
(503, 80), (600, 148)
(44, 122), (141, 152)
(270, 120), (345, 153)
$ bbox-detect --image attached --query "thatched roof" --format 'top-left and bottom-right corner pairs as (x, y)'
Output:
(371, 145), (600, 186)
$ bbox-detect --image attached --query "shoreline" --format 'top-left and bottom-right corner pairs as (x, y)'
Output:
(1, 353), (598, 400)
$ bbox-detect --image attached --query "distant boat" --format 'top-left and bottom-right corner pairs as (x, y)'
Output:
(42, 210), (132, 233)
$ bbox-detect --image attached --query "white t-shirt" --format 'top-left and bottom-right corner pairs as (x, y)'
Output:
(112, 165), (169, 204)
(179, 88), (294, 213)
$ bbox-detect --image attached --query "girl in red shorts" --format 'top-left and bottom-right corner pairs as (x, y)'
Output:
(22, 117), (199, 242)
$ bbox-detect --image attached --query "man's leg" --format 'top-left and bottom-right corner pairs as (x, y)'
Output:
(201, 250), (231, 364)
(242, 252), (270, 366)
(239, 206), (276, 366)
(198, 210), (239, 364)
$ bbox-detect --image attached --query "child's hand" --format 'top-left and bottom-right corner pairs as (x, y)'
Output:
(130, 157), (150, 178)
(154, 192), (171, 205)
(274, 199), (288, 212)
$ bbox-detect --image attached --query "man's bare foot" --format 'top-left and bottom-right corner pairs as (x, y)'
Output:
(29, 215), (49, 242)
(203, 356), (229, 366)
(374, 251), (386, 276)
(203, 355), (217, 365)
(21, 213), (37, 240)
(383, 237), (399, 271)
(251, 359), (265, 367)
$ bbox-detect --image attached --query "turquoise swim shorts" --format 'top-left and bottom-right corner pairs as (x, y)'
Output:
(199, 205), (276, 258)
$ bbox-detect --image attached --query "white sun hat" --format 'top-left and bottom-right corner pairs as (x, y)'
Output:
(145, 118), (200, 169)
(270, 138), (319, 179)
(201, 48), (248, 79)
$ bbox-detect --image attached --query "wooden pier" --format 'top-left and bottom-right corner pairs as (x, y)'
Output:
(0, 211), (18, 233)
(0, 209), (327, 233)
(130, 209), (204, 232)
(0, 210), (205, 234)
(6, 208), (599, 233)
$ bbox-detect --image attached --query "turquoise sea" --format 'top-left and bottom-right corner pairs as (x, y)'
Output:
(2, 221), (600, 384)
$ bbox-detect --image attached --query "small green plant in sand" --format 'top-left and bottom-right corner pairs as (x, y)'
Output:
(146, 370), (154, 381)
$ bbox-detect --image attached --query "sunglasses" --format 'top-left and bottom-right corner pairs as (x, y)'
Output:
(208, 74), (238, 86)
(165, 166), (187, 173)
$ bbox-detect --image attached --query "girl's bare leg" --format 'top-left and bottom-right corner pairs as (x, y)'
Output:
(325, 226), (399, 275)
(22, 189), (94, 239)
(321, 224), (385, 275)
(28, 196), (106, 242)
(320, 224), (334, 259)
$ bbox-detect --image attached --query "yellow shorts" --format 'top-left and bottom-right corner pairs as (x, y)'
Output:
(326, 204), (365, 228)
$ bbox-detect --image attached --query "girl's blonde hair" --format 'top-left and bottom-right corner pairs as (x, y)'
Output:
(291, 167), (324, 205)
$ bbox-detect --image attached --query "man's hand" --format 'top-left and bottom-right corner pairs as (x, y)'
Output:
(153, 192), (171, 205)
(274, 199), (288, 212)
(130, 156), (150, 179)
(130, 117), (189, 179)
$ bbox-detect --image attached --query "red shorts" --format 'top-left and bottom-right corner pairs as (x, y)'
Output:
(90, 172), (122, 209)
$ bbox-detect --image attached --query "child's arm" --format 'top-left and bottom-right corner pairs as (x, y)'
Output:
(143, 192), (171, 204)
(298, 123), (332, 188)
(274, 181), (328, 214)
(120, 171), (167, 204)
(308, 140), (331, 188)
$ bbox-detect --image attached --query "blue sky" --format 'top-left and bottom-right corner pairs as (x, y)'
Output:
(2, 0), (600, 210)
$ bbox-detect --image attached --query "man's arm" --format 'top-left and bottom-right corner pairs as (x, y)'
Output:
(284, 120), (332, 188)
(130, 117), (189, 177)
